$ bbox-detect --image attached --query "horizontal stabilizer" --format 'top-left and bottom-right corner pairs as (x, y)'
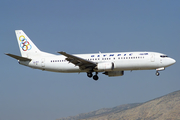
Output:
(5, 53), (31, 61)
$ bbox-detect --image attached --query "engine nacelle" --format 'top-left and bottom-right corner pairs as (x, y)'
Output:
(97, 62), (114, 71)
(103, 71), (124, 77)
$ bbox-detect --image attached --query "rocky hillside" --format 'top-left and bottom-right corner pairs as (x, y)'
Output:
(58, 103), (142, 120)
(57, 90), (180, 120)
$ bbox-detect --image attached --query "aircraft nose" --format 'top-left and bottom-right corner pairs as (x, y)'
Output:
(172, 59), (176, 64)
(170, 58), (176, 65)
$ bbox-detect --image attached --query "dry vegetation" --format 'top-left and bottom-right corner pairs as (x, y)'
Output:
(58, 90), (180, 120)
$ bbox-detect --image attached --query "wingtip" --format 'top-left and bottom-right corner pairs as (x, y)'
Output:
(57, 51), (66, 54)
(4, 53), (9, 55)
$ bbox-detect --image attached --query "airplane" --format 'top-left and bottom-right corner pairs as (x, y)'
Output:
(5, 30), (176, 81)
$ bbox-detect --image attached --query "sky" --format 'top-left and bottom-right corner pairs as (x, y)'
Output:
(0, 0), (180, 120)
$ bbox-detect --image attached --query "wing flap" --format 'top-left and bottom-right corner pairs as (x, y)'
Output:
(5, 53), (31, 61)
(58, 51), (96, 70)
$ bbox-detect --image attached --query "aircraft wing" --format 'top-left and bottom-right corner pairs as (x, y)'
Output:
(58, 51), (96, 70)
(5, 53), (32, 61)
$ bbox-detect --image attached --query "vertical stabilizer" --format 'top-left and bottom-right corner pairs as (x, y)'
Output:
(15, 30), (41, 57)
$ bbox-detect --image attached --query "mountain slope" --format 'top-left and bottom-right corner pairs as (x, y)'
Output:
(58, 103), (142, 120)
(58, 90), (180, 120)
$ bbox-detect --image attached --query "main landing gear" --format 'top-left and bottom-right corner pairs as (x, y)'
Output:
(87, 72), (99, 81)
(87, 72), (93, 78)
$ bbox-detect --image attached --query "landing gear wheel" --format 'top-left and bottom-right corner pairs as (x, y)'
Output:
(156, 71), (160, 76)
(93, 75), (99, 81)
(87, 72), (93, 78)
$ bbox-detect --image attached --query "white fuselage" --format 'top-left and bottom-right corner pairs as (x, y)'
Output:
(19, 51), (175, 73)
(6, 30), (176, 80)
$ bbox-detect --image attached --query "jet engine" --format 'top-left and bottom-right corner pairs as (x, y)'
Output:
(97, 62), (114, 71)
(103, 71), (124, 77)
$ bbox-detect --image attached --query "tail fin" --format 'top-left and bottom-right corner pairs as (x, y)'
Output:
(15, 30), (41, 57)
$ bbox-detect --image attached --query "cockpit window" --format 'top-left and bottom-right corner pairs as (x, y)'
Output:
(160, 55), (168, 58)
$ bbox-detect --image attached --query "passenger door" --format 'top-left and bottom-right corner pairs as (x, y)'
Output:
(41, 58), (45, 67)
(151, 54), (155, 62)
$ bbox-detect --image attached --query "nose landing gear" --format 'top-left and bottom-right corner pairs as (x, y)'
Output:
(155, 67), (165, 76)
(156, 71), (160, 76)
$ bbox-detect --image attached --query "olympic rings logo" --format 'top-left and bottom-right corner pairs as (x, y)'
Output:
(19, 35), (32, 51)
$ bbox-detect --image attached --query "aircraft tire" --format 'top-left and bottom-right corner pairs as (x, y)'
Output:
(93, 75), (99, 81)
(87, 72), (93, 78)
(156, 71), (160, 76)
